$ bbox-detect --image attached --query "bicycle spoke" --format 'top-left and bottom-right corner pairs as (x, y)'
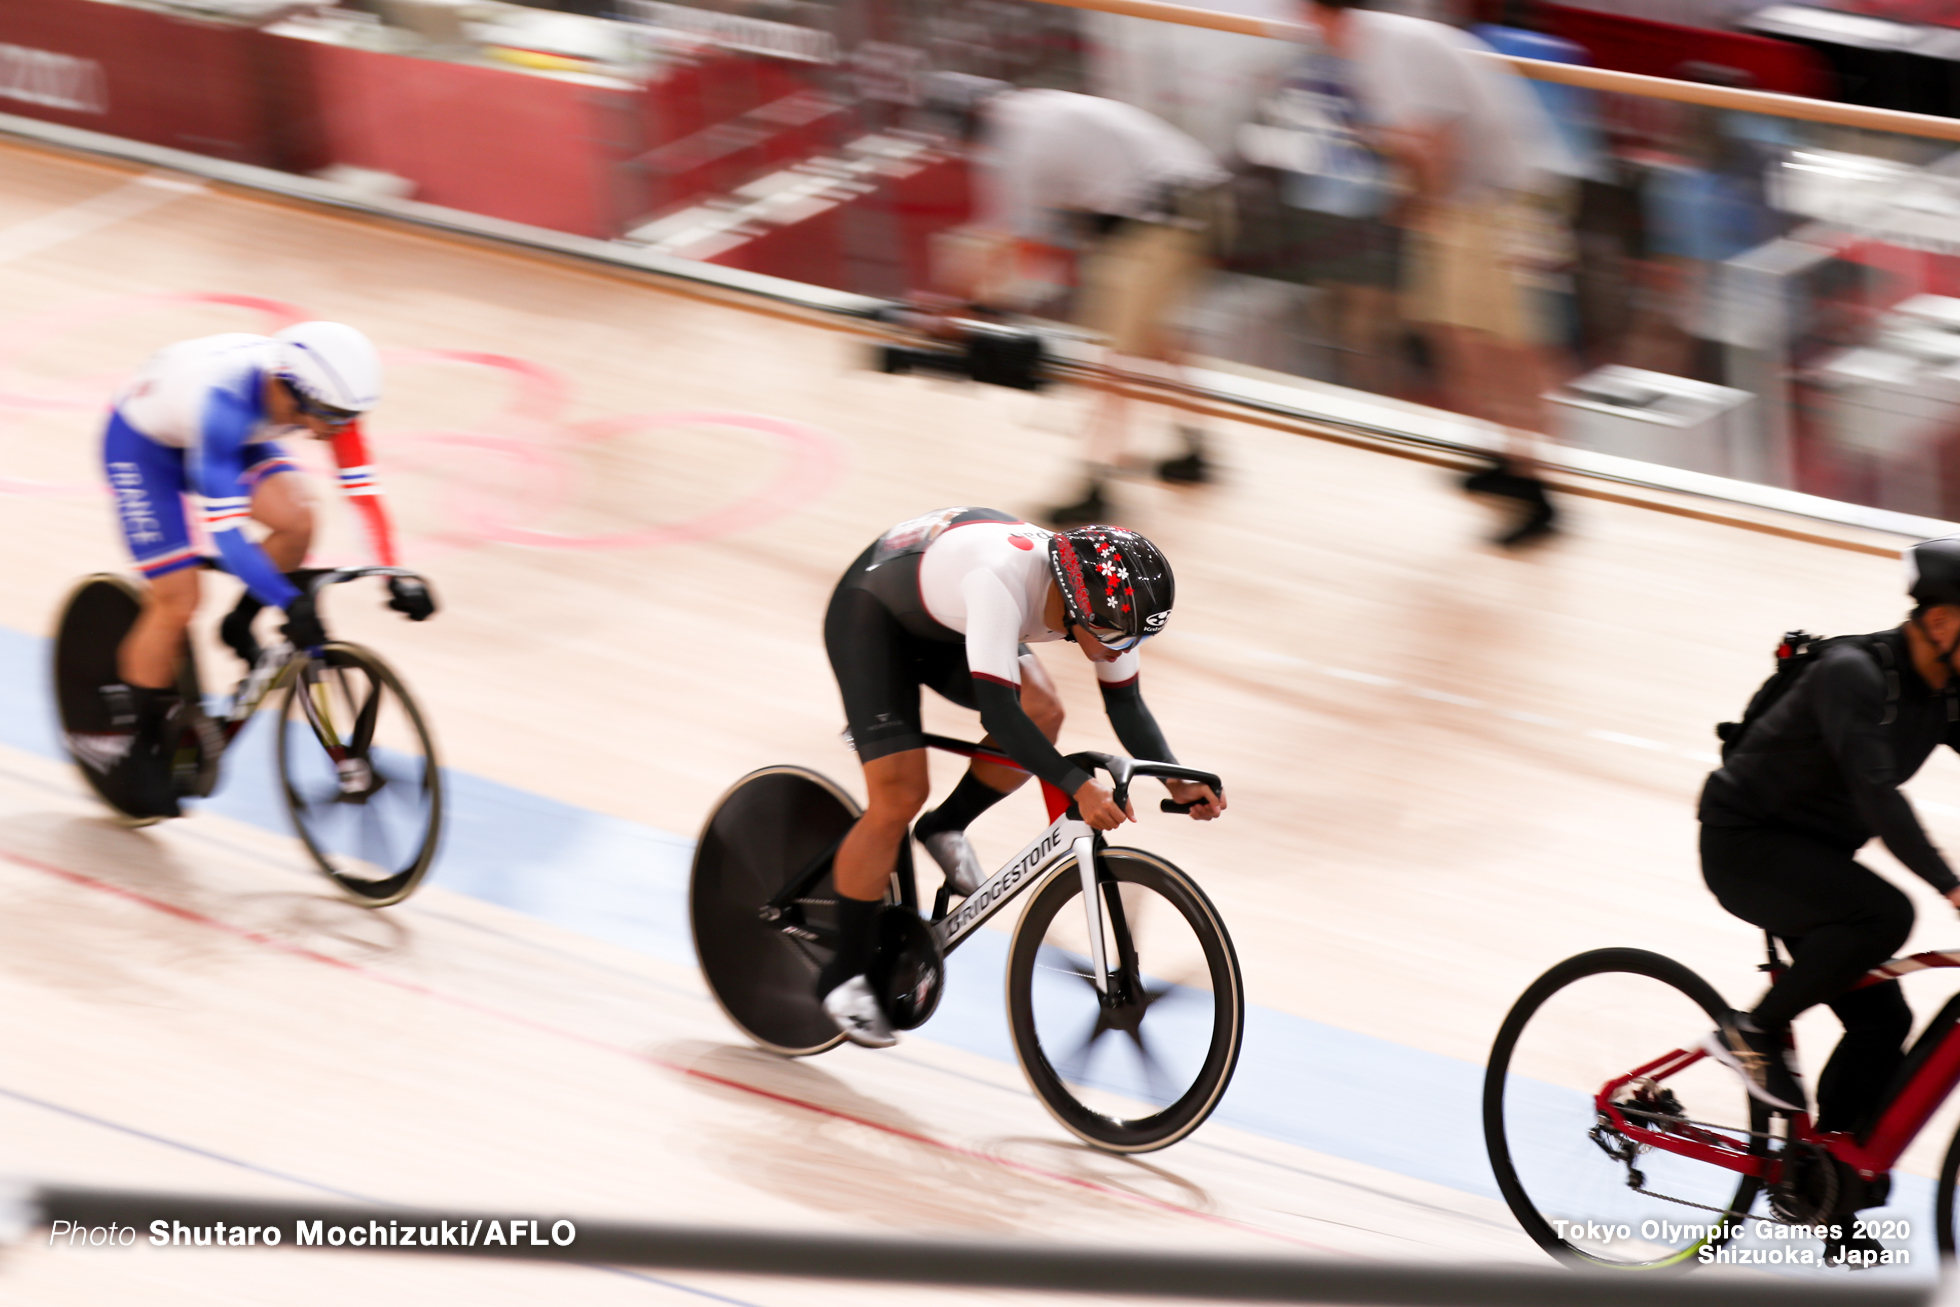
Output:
(277, 647), (441, 904)
(1055, 1013), (1115, 1084)
(1037, 945), (1104, 990)
(1487, 952), (1767, 1267)
(1121, 1022), (1178, 1107)
(348, 671), (383, 756)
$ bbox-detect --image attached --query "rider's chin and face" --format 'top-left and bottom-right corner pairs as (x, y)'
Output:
(1910, 603), (1960, 689)
(1073, 626), (1126, 663)
(263, 377), (346, 441)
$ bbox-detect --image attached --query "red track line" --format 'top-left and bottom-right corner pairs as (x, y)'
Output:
(1, 842), (1343, 1256)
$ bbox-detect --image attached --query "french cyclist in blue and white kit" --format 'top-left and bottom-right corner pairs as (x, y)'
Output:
(104, 322), (433, 817)
(819, 507), (1225, 1046)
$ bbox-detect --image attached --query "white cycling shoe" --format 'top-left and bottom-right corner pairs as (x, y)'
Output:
(920, 829), (986, 898)
(822, 975), (898, 1049)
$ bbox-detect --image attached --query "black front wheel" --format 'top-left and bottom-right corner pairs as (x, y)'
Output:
(1005, 846), (1243, 1153)
(276, 642), (442, 907)
(1484, 948), (1768, 1268)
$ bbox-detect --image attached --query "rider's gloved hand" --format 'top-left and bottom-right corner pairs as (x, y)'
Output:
(283, 594), (329, 651)
(386, 576), (436, 622)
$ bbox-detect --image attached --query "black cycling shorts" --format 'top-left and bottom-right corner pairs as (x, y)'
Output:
(824, 541), (1023, 764)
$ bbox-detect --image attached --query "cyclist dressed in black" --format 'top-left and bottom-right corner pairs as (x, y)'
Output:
(1702, 536), (1960, 1138)
(818, 508), (1225, 1047)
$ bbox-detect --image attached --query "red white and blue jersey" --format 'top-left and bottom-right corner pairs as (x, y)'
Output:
(109, 334), (400, 607)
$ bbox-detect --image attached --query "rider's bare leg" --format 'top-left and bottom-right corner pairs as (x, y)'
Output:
(250, 472), (314, 571)
(821, 749), (929, 1023)
(118, 567), (200, 690)
(834, 749), (930, 902)
(912, 658), (1065, 897)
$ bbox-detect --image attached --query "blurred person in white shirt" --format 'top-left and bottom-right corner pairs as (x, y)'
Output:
(1298, 0), (1578, 546)
(929, 78), (1230, 526)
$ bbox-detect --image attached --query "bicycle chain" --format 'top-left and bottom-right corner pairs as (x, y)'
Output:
(1587, 1109), (1827, 1226)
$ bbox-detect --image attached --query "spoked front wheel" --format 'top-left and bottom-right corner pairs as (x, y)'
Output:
(1006, 846), (1243, 1153)
(277, 642), (442, 907)
(1484, 948), (1769, 1268)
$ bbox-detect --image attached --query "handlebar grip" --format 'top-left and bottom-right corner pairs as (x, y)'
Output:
(1161, 799), (1200, 814)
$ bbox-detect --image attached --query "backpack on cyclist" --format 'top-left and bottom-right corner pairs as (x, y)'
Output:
(1716, 630), (1897, 760)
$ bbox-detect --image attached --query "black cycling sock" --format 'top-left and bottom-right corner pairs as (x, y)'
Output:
(913, 771), (1012, 842)
(125, 684), (176, 736)
(226, 589), (266, 623)
(221, 590), (267, 663)
(816, 894), (882, 999)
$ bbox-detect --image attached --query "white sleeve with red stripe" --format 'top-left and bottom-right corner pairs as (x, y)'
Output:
(960, 569), (1031, 688)
(1094, 648), (1141, 687)
(329, 422), (400, 567)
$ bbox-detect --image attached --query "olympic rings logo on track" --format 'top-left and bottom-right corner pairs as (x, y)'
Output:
(0, 292), (847, 555)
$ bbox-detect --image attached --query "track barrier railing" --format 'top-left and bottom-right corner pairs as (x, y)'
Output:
(10, 0), (1960, 540)
(2, 1184), (1940, 1306)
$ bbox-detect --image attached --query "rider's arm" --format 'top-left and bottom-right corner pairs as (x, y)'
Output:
(1095, 659), (1176, 764)
(192, 387), (299, 610)
(962, 571), (1093, 796)
(1817, 655), (1960, 893)
(328, 422), (399, 567)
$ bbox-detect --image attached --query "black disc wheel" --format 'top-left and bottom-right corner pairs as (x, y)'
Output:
(1484, 948), (1769, 1268)
(1006, 846), (1243, 1153)
(276, 643), (442, 907)
(691, 766), (919, 1056)
(52, 573), (161, 825)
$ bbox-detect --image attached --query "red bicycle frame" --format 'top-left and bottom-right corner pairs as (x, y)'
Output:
(1596, 947), (1960, 1187)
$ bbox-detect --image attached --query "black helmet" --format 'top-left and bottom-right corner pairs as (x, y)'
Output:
(1047, 526), (1173, 651)
(1907, 536), (1960, 608)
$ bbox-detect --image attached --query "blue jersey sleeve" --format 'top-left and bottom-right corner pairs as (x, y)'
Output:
(191, 378), (300, 610)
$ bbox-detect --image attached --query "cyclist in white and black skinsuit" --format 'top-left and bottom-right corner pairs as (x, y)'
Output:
(819, 507), (1225, 1047)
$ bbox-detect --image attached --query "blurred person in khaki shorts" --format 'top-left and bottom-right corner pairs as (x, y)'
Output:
(927, 76), (1229, 526)
(1298, 0), (1577, 546)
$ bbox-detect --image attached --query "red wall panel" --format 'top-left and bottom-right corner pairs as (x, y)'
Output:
(0, 0), (280, 164)
(1538, 3), (1835, 97)
(294, 40), (624, 238)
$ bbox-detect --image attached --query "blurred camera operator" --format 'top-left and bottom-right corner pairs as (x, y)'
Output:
(1295, 0), (1576, 546)
(925, 75), (1230, 526)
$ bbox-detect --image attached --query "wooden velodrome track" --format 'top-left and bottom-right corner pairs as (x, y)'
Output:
(3, 135), (1960, 1300)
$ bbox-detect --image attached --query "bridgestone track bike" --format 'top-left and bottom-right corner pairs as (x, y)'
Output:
(1485, 935), (1960, 1268)
(52, 565), (443, 907)
(690, 734), (1243, 1153)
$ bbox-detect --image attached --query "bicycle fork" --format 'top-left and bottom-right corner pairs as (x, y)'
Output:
(1075, 834), (1110, 998)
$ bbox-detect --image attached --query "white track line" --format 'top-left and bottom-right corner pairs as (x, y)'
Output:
(0, 172), (203, 266)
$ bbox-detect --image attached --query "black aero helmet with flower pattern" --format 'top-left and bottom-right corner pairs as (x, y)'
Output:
(1047, 526), (1174, 652)
(1908, 536), (1960, 608)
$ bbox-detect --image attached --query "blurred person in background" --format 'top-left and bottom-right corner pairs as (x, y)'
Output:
(1627, 65), (1786, 386)
(1297, 0), (1577, 546)
(1236, 28), (1406, 397)
(926, 76), (1231, 526)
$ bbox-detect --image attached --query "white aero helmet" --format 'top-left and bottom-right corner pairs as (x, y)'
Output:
(273, 321), (381, 422)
